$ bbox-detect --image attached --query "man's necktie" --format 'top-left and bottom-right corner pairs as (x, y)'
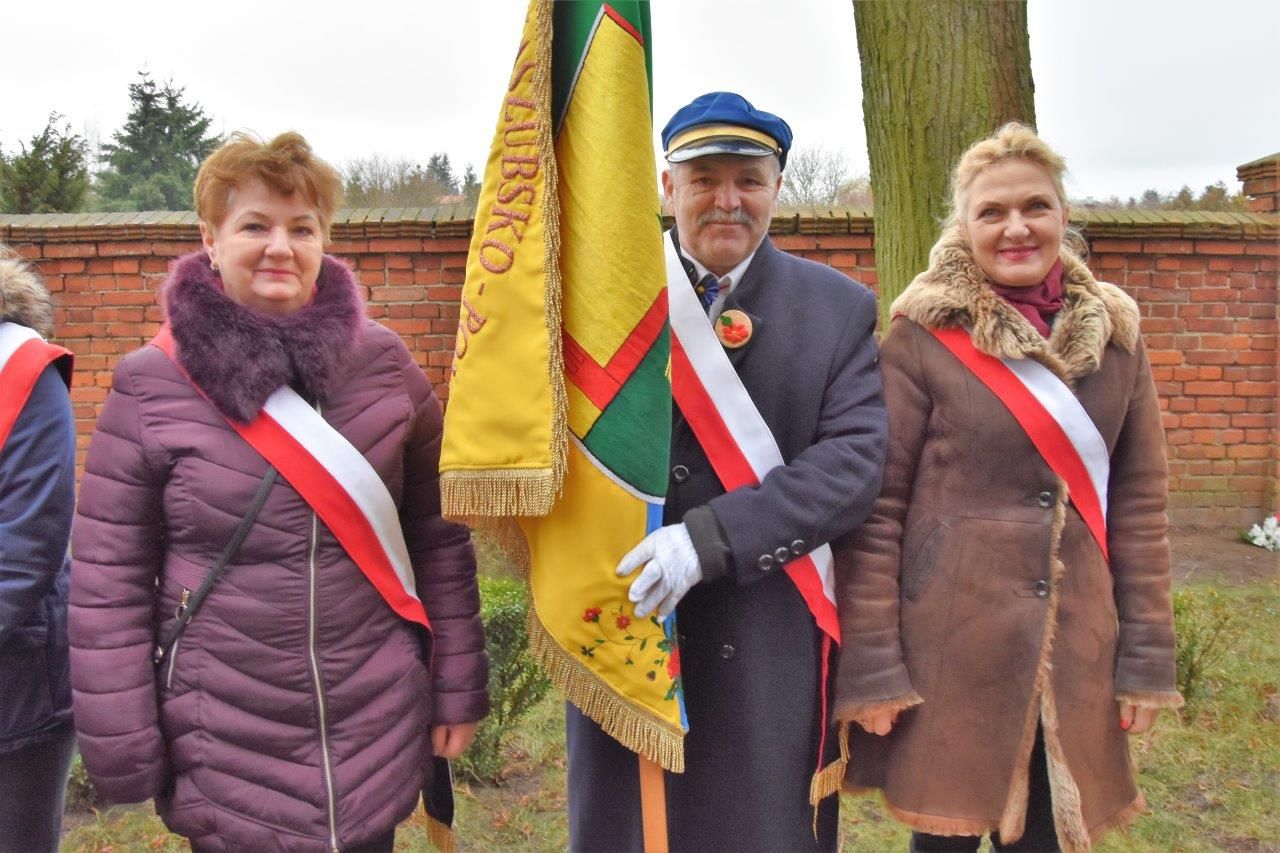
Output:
(694, 272), (720, 312)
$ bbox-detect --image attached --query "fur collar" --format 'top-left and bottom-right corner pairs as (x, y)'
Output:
(891, 231), (1140, 382)
(0, 252), (55, 337)
(162, 251), (365, 422)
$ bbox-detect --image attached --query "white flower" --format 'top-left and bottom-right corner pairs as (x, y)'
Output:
(1244, 515), (1280, 551)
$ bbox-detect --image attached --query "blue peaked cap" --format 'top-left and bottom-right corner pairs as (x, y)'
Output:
(661, 92), (793, 169)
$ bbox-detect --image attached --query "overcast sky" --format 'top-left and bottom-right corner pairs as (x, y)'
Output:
(4, 0), (1276, 203)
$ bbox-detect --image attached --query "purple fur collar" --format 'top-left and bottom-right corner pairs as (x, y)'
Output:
(162, 251), (365, 422)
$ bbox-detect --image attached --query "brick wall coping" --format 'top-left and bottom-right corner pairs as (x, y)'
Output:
(2, 207), (1274, 244)
(1237, 152), (1280, 175)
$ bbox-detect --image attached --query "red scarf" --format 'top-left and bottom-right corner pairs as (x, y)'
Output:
(990, 260), (1064, 338)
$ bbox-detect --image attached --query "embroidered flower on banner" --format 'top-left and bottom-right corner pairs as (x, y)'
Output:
(576, 604), (681, 701)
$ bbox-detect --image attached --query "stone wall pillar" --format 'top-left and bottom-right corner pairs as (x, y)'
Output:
(1237, 152), (1280, 213)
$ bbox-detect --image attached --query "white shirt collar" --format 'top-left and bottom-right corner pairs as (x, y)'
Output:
(679, 243), (756, 295)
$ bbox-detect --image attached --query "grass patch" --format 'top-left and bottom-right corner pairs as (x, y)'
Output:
(1092, 582), (1279, 853)
(61, 580), (1278, 851)
(61, 804), (187, 852)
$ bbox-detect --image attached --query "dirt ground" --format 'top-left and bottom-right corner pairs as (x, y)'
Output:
(1170, 523), (1278, 585)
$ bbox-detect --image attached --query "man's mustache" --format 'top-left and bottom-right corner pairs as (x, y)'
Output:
(698, 208), (755, 226)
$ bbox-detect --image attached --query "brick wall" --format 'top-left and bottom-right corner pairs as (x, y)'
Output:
(1, 207), (1275, 527)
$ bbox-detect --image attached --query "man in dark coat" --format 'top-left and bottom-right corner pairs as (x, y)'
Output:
(567, 92), (887, 852)
(0, 248), (77, 853)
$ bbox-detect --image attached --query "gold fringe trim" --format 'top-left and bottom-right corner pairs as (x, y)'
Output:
(427, 816), (455, 853)
(809, 722), (850, 805)
(532, 0), (568, 500)
(440, 468), (557, 519)
(809, 722), (850, 839)
(443, 0), (564, 523)
(478, 517), (533, 578)
(526, 598), (686, 773)
(465, 518), (684, 770)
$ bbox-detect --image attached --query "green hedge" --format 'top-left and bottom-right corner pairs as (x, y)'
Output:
(1173, 585), (1250, 710)
(454, 575), (550, 784)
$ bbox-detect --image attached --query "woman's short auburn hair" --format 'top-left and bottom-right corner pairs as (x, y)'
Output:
(194, 131), (343, 234)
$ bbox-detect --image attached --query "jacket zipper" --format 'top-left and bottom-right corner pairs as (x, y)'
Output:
(165, 588), (192, 690)
(306, 403), (340, 853)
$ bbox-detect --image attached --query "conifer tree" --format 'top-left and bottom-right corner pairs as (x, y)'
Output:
(97, 72), (221, 211)
(461, 163), (481, 208)
(424, 152), (459, 196)
(0, 114), (89, 214)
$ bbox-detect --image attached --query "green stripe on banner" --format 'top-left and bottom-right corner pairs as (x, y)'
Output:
(581, 325), (671, 498)
(551, 1), (653, 134)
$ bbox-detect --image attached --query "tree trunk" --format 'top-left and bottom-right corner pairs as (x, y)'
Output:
(853, 0), (1036, 328)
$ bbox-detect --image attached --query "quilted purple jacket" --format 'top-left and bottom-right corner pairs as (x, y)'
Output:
(70, 252), (488, 851)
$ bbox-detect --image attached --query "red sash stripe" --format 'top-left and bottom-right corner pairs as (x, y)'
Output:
(931, 327), (1109, 560)
(666, 242), (842, 797)
(0, 335), (73, 455)
(152, 327), (429, 627)
(671, 325), (841, 642)
(670, 337), (758, 492)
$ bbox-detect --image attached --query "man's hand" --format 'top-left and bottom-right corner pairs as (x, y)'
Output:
(1118, 703), (1161, 735)
(616, 524), (703, 619)
(431, 722), (480, 759)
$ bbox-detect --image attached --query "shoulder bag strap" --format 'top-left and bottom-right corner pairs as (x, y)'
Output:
(153, 466), (279, 666)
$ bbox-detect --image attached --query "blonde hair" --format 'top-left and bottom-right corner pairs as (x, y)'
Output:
(0, 243), (55, 337)
(194, 132), (343, 235)
(942, 122), (1084, 257)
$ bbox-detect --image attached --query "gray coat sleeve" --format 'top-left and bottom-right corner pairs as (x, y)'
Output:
(696, 287), (887, 584)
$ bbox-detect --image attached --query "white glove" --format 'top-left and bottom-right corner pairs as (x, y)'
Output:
(615, 523), (703, 619)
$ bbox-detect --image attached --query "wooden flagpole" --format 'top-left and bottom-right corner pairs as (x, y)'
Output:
(638, 754), (669, 853)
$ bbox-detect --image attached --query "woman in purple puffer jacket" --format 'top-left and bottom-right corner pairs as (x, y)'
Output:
(69, 132), (489, 852)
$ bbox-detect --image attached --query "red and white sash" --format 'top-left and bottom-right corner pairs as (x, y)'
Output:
(0, 321), (73, 454)
(152, 327), (429, 627)
(930, 326), (1110, 560)
(665, 240), (840, 642)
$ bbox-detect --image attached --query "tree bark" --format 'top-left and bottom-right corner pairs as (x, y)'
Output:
(853, 0), (1036, 327)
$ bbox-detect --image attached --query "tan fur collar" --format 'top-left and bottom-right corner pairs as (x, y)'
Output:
(891, 232), (1140, 382)
(0, 253), (55, 338)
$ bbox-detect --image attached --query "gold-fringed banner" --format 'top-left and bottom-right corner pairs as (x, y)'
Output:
(439, 0), (685, 771)
(440, 0), (564, 518)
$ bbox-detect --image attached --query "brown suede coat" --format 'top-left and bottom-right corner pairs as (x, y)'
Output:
(833, 234), (1182, 851)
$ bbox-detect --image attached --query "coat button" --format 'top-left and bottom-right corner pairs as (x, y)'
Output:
(774, 546), (792, 563)
(1037, 491), (1054, 508)
(720, 644), (736, 660)
(790, 539), (806, 555)
(1034, 580), (1050, 598)
(757, 554), (775, 572)
(671, 464), (690, 483)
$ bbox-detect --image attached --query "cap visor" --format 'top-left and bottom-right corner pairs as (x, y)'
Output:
(667, 138), (776, 163)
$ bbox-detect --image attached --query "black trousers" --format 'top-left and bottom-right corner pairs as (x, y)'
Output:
(0, 722), (77, 853)
(910, 727), (1060, 853)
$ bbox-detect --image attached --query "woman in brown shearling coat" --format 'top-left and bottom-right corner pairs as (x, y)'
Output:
(834, 124), (1182, 853)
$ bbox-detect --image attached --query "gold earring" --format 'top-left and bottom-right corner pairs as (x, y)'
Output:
(210, 260), (219, 272)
